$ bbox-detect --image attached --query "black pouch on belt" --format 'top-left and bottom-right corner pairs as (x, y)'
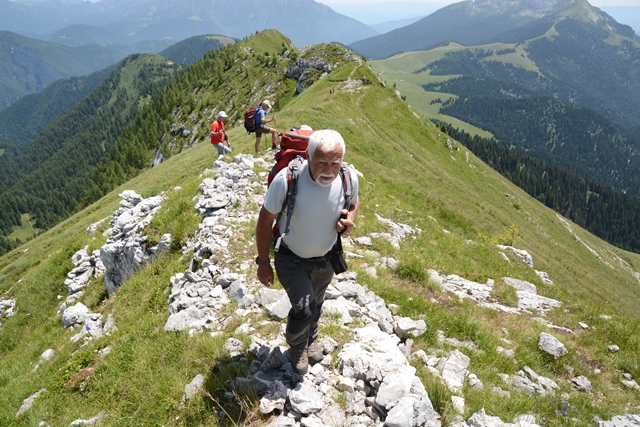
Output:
(327, 212), (349, 274)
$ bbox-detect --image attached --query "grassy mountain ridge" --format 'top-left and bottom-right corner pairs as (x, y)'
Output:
(0, 30), (639, 426)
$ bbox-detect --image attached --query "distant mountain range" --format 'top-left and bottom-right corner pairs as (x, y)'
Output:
(0, 0), (377, 48)
(325, 1), (442, 25)
(323, 1), (640, 36)
(0, 0), (379, 111)
(350, 0), (639, 59)
(370, 16), (424, 35)
(368, 0), (640, 196)
(356, 0), (640, 129)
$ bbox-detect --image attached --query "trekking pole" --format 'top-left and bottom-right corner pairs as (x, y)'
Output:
(274, 116), (277, 147)
(268, 116), (276, 150)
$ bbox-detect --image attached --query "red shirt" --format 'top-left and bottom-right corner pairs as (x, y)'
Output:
(210, 119), (225, 144)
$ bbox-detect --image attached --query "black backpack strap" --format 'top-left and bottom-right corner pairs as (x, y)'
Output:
(338, 164), (353, 235)
(274, 156), (303, 252)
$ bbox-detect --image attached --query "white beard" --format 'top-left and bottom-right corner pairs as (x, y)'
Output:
(316, 174), (336, 187)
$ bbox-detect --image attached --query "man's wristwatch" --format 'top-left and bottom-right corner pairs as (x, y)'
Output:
(255, 256), (271, 266)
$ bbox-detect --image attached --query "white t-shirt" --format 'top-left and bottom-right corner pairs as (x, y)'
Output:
(264, 161), (359, 259)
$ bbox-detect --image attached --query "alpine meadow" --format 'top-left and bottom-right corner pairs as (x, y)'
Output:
(1, 28), (640, 427)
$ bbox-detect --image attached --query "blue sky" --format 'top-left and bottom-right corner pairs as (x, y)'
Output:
(316, 0), (640, 6)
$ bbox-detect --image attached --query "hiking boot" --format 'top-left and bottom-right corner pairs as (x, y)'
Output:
(271, 144), (278, 150)
(289, 345), (308, 375)
(307, 341), (323, 363)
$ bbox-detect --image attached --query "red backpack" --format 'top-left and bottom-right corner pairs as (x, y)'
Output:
(243, 106), (258, 134)
(267, 128), (315, 186)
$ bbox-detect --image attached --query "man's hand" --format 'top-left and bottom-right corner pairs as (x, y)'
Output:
(256, 206), (277, 287)
(257, 264), (274, 287)
(336, 208), (355, 235)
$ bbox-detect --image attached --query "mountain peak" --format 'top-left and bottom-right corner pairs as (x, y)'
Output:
(468, 0), (579, 18)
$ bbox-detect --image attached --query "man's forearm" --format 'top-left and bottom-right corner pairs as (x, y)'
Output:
(348, 200), (360, 221)
(256, 208), (276, 259)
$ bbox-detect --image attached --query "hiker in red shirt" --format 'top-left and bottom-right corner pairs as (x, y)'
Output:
(210, 111), (231, 158)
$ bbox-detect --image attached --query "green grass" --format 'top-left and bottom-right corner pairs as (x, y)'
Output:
(7, 214), (41, 243)
(1, 33), (640, 426)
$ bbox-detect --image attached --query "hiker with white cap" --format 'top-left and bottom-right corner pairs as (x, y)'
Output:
(210, 110), (231, 158)
(254, 100), (280, 153)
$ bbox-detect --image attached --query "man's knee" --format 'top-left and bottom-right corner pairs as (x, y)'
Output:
(289, 298), (319, 322)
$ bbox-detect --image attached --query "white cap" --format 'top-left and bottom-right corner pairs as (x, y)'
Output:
(262, 100), (272, 109)
(218, 111), (228, 118)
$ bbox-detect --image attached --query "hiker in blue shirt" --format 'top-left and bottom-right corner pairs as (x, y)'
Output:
(254, 100), (280, 153)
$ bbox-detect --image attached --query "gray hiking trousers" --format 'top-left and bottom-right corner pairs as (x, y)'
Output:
(274, 246), (334, 349)
(213, 143), (231, 156)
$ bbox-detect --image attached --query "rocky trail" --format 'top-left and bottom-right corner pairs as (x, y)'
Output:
(10, 154), (640, 427)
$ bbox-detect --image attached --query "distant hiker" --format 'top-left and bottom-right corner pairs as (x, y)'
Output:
(254, 100), (279, 153)
(210, 111), (231, 158)
(255, 129), (360, 375)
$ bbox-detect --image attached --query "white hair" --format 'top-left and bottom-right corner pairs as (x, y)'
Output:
(307, 129), (346, 160)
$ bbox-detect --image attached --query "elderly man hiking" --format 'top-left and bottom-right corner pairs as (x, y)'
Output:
(255, 129), (360, 375)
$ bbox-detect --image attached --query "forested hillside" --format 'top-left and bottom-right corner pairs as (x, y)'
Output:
(442, 124), (640, 252)
(419, 37), (640, 197)
(430, 88), (640, 197)
(0, 31), (161, 112)
(0, 68), (111, 145)
(158, 35), (235, 66)
(420, 25), (640, 134)
(505, 19), (640, 132)
(0, 35), (232, 148)
(0, 54), (181, 237)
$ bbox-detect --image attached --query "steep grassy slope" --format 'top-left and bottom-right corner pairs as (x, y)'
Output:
(0, 32), (639, 426)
